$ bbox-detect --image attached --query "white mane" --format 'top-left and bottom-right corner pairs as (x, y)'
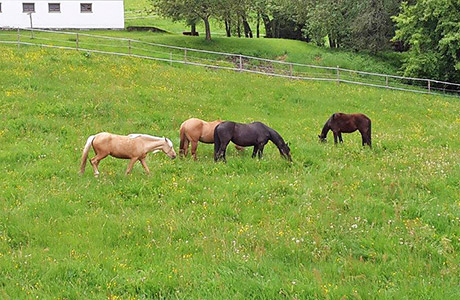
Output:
(129, 133), (162, 140)
(129, 134), (174, 147)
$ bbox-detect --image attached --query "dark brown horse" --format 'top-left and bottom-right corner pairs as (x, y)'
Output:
(214, 121), (292, 162)
(318, 113), (372, 148)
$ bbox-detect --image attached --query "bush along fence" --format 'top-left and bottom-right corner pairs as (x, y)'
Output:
(1, 28), (459, 97)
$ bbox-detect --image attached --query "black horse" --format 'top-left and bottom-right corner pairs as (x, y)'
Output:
(214, 121), (292, 162)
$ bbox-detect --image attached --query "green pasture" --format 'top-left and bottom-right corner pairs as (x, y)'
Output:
(0, 45), (459, 299)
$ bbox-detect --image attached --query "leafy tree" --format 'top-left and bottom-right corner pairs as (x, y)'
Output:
(150, 0), (221, 40)
(393, 0), (460, 82)
(349, 0), (392, 53)
(257, 0), (311, 40)
(307, 0), (351, 48)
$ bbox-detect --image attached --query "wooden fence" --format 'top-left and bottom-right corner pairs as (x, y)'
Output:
(0, 28), (459, 97)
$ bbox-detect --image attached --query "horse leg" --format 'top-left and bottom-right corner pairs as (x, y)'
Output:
(140, 158), (150, 174)
(191, 140), (198, 160)
(235, 145), (244, 151)
(90, 153), (108, 176)
(333, 132), (338, 144)
(360, 131), (366, 147)
(125, 158), (138, 175)
(180, 138), (189, 158)
(338, 133), (343, 143)
(258, 145), (265, 159)
(219, 141), (230, 162)
(252, 146), (258, 158)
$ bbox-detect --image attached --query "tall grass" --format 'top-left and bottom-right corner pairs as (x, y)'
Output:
(0, 45), (458, 299)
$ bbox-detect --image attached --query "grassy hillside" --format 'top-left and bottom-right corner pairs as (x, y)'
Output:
(0, 45), (459, 299)
(121, 0), (401, 74)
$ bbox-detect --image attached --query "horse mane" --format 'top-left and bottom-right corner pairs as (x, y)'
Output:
(128, 134), (173, 147)
(267, 127), (286, 147)
(320, 115), (333, 137)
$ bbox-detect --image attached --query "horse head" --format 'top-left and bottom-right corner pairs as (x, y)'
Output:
(163, 138), (177, 159)
(318, 135), (327, 143)
(279, 142), (292, 162)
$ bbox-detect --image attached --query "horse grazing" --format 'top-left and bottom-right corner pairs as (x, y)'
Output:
(318, 113), (371, 148)
(179, 118), (243, 160)
(80, 132), (176, 176)
(214, 121), (292, 162)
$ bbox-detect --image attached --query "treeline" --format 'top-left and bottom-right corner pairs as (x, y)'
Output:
(151, 0), (460, 83)
(150, 0), (401, 51)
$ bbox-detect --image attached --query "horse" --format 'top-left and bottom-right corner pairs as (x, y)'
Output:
(80, 132), (176, 176)
(179, 118), (243, 160)
(318, 113), (372, 148)
(214, 121), (292, 162)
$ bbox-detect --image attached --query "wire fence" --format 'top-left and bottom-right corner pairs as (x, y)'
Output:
(1, 28), (459, 97)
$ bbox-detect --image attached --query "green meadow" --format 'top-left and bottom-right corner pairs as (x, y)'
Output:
(0, 44), (459, 299)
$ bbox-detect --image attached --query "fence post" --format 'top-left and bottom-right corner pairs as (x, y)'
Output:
(336, 66), (340, 84)
(239, 55), (243, 71)
(385, 76), (389, 87)
(128, 39), (132, 55)
(184, 49), (187, 64)
(17, 28), (20, 49)
(428, 80), (431, 93)
(76, 33), (79, 50)
(289, 63), (293, 78)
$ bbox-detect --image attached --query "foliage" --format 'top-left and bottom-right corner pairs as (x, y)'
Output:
(393, 0), (460, 83)
(0, 45), (459, 298)
(349, 0), (398, 53)
(150, 0), (221, 40)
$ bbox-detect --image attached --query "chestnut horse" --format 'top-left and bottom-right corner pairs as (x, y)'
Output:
(214, 121), (292, 162)
(179, 118), (243, 160)
(80, 132), (176, 176)
(318, 113), (371, 148)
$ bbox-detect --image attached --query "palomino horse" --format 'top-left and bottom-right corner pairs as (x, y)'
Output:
(318, 113), (372, 148)
(214, 121), (292, 162)
(179, 118), (243, 160)
(80, 132), (176, 176)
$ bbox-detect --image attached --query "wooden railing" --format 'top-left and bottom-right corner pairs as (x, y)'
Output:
(1, 28), (459, 97)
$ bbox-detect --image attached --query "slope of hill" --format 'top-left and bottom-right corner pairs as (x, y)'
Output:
(121, 0), (402, 75)
(0, 45), (458, 298)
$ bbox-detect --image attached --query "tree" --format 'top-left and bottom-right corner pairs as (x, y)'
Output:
(255, 0), (311, 40)
(150, 0), (221, 40)
(393, 0), (460, 82)
(349, 0), (391, 52)
(307, 0), (351, 48)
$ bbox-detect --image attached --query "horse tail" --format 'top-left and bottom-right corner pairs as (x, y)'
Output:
(367, 119), (372, 148)
(214, 124), (221, 161)
(80, 135), (96, 174)
(179, 123), (187, 153)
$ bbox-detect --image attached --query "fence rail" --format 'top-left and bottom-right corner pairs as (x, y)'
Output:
(1, 28), (459, 97)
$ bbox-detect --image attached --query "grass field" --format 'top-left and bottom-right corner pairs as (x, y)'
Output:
(0, 44), (459, 299)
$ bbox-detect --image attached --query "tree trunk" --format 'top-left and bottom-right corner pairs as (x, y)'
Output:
(237, 16), (241, 38)
(191, 23), (197, 36)
(242, 16), (253, 38)
(256, 13), (260, 38)
(262, 14), (272, 38)
(203, 16), (211, 40)
(225, 19), (231, 37)
(329, 33), (336, 48)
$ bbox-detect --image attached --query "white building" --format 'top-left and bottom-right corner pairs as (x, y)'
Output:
(0, 0), (124, 29)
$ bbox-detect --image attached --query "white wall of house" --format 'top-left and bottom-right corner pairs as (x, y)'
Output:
(0, 0), (124, 29)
